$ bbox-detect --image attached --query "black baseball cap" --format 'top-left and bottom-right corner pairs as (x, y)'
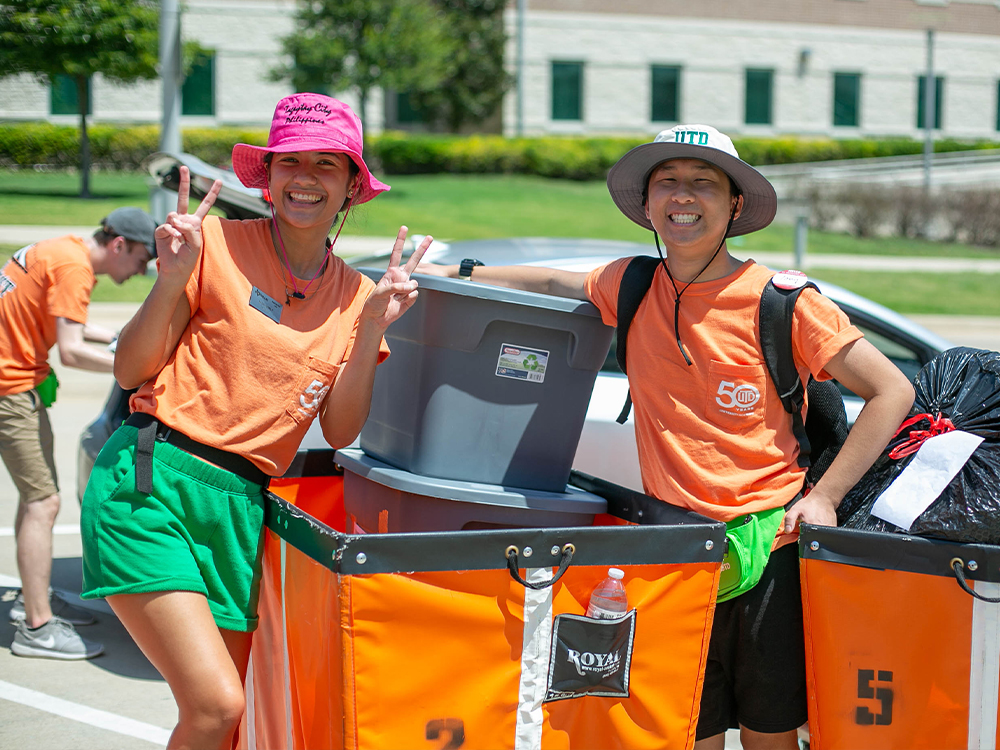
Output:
(101, 207), (158, 258)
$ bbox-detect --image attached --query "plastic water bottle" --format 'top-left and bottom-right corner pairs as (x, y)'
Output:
(586, 568), (628, 619)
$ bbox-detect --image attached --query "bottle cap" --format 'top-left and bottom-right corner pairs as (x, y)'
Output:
(608, 567), (624, 580)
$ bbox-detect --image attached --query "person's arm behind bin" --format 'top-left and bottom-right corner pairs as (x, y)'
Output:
(416, 262), (589, 300)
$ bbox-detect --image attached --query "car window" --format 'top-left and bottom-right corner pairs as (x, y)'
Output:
(835, 322), (924, 399)
(602, 333), (623, 374)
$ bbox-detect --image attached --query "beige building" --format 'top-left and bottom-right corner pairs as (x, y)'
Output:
(1, 0), (999, 140)
(505, 0), (1000, 138)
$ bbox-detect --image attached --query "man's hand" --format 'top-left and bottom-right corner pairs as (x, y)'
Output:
(782, 489), (838, 533)
(361, 227), (433, 329)
(154, 166), (222, 286)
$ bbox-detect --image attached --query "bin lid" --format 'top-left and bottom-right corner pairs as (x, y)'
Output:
(335, 449), (607, 513)
(359, 269), (604, 318)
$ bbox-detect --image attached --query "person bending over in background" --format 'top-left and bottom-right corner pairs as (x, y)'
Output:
(1, 207), (156, 660)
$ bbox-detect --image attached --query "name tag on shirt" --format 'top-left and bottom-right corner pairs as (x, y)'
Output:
(249, 287), (282, 324)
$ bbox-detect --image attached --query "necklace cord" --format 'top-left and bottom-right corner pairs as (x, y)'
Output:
(267, 181), (352, 302)
(653, 200), (739, 366)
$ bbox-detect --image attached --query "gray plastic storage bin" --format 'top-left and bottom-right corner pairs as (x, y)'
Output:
(336, 449), (607, 532)
(359, 270), (614, 492)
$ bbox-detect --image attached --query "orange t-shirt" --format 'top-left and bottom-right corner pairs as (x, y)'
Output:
(130, 216), (389, 477)
(585, 258), (862, 523)
(0, 236), (95, 397)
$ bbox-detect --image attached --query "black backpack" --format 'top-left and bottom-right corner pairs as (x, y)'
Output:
(614, 256), (848, 487)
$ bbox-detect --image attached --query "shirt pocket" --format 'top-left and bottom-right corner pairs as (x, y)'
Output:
(704, 360), (768, 433)
(285, 357), (341, 425)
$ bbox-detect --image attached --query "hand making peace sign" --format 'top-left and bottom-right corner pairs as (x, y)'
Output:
(154, 165), (224, 285)
(362, 226), (433, 330)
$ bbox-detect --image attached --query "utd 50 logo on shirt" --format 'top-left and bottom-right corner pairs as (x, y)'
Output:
(715, 380), (761, 415)
(706, 362), (767, 430)
(297, 379), (330, 418)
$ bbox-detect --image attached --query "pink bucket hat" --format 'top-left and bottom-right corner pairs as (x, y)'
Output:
(231, 93), (389, 205)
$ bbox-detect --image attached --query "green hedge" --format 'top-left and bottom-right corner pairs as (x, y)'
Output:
(2, 122), (999, 180)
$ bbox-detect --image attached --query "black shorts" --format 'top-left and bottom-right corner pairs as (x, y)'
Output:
(695, 542), (807, 739)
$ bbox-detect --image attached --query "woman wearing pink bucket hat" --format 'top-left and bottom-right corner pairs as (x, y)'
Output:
(80, 93), (430, 749)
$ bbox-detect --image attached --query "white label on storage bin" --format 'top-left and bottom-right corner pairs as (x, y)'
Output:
(496, 343), (549, 383)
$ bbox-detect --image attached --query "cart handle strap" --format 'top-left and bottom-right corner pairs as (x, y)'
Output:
(506, 544), (575, 589)
(951, 558), (1000, 603)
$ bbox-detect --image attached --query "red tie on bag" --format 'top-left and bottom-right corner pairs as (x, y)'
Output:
(888, 412), (956, 459)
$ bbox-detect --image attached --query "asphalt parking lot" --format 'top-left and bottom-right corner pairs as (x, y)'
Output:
(0, 302), (996, 749)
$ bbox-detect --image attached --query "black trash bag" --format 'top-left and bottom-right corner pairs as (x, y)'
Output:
(837, 347), (1000, 544)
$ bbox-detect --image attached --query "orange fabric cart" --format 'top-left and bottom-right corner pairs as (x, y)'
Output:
(237, 468), (725, 750)
(800, 524), (1000, 750)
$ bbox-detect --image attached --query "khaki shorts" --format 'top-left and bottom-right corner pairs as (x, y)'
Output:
(0, 390), (58, 504)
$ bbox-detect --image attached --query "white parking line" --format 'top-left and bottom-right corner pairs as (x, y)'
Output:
(0, 680), (171, 746)
(0, 525), (80, 537)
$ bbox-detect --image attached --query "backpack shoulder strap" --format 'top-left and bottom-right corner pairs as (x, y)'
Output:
(615, 256), (660, 424)
(759, 276), (820, 469)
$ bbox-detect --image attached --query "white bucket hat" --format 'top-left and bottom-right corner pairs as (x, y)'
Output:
(607, 124), (777, 237)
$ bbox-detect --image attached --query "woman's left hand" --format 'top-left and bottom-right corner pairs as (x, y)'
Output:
(362, 226), (433, 329)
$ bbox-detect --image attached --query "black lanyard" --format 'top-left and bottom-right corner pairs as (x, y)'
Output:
(653, 202), (739, 366)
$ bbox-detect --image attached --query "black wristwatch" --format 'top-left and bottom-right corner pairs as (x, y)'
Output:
(459, 258), (485, 280)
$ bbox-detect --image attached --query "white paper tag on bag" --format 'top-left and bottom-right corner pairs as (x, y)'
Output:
(870, 430), (984, 531)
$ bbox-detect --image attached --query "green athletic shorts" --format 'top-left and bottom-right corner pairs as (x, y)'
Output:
(80, 424), (266, 632)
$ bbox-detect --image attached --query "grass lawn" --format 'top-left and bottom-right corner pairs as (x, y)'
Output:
(810, 270), (1000, 316)
(0, 170), (152, 225)
(2, 170), (998, 313)
(3, 169), (998, 259)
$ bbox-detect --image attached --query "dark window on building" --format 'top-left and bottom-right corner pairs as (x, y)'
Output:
(916, 75), (944, 129)
(745, 69), (773, 125)
(651, 65), (681, 122)
(182, 52), (215, 116)
(50, 75), (92, 115)
(396, 92), (423, 124)
(552, 61), (583, 121)
(833, 73), (861, 127)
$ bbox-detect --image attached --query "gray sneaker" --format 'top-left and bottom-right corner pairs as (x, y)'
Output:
(8, 589), (97, 627)
(12, 616), (104, 660)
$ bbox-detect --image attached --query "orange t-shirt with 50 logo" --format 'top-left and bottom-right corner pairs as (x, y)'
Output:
(130, 216), (388, 477)
(585, 257), (861, 523)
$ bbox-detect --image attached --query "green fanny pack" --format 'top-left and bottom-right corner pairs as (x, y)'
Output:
(717, 505), (786, 603)
(35, 369), (60, 408)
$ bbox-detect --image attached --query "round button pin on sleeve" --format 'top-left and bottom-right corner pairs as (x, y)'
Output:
(771, 270), (809, 290)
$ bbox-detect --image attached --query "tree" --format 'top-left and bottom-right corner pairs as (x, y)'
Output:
(0, 0), (158, 198)
(408, 0), (512, 133)
(273, 0), (453, 130)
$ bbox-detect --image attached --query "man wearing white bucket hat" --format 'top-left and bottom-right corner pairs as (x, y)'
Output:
(420, 125), (913, 748)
